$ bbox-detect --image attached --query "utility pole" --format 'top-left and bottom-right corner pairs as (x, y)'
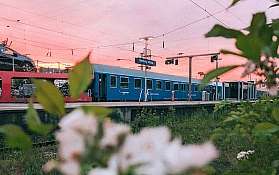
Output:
(139, 36), (154, 102)
(215, 58), (219, 101)
(188, 57), (192, 101)
(165, 52), (220, 101)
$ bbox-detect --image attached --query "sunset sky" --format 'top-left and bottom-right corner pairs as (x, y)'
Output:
(0, 0), (278, 81)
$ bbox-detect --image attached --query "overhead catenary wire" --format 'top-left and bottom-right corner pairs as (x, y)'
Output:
(0, 6), (226, 52)
(0, 31), (73, 50)
(153, 9), (225, 38)
(0, 2), (231, 58)
(0, 1), (115, 40)
(0, 16), (99, 45)
(212, 0), (247, 26)
(186, 0), (229, 27)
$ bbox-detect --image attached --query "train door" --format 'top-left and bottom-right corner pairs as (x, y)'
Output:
(98, 74), (107, 101)
(243, 82), (248, 100)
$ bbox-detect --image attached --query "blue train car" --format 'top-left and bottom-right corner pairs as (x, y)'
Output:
(91, 64), (202, 102)
(222, 81), (257, 100)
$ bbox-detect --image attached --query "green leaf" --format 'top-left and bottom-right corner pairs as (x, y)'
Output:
(69, 53), (93, 99)
(249, 13), (266, 34)
(81, 106), (112, 118)
(205, 24), (243, 39)
(220, 49), (246, 58)
(201, 65), (240, 86)
(0, 125), (32, 150)
(33, 79), (65, 116)
(272, 108), (279, 122)
(272, 19), (279, 36)
(25, 104), (54, 136)
(236, 35), (262, 62)
(254, 122), (279, 134)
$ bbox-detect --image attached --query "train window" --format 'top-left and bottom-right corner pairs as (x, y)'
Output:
(183, 83), (187, 91)
(54, 79), (69, 96)
(179, 83), (186, 91)
(165, 81), (171, 90)
(120, 77), (129, 89)
(174, 83), (179, 91)
(11, 78), (34, 98)
(147, 79), (153, 90)
(134, 78), (141, 89)
(0, 79), (2, 96)
(156, 80), (162, 90)
(110, 75), (117, 88)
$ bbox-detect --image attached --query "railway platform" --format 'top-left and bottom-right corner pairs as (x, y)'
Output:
(0, 101), (240, 122)
(0, 101), (234, 111)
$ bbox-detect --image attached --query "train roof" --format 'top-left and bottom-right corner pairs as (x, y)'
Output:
(93, 64), (200, 83)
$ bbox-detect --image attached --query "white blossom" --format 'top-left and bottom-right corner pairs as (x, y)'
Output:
(59, 109), (98, 135)
(136, 160), (166, 175)
(88, 168), (117, 175)
(56, 129), (85, 160)
(101, 120), (130, 148)
(247, 150), (255, 154)
(54, 110), (218, 175)
(118, 127), (170, 172)
(164, 141), (218, 174)
(59, 160), (80, 175)
(237, 150), (255, 160)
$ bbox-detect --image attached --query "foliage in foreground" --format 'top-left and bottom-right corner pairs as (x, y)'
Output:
(203, 3), (278, 95)
(0, 108), (221, 175)
(212, 100), (279, 175)
(1, 100), (278, 175)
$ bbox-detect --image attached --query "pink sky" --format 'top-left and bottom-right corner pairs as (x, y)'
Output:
(0, 0), (278, 81)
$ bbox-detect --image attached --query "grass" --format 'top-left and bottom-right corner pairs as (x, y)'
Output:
(0, 145), (58, 175)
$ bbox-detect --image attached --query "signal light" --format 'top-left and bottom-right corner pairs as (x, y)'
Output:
(211, 55), (218, 62)
(165, 59), (178, 65)
(165, 59), (173, 65)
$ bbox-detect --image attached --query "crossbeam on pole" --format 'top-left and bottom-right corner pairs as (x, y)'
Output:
(165, 52), (220, 101)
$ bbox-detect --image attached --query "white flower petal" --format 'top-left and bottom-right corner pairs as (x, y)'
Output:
(136, 161), (166, 175)
(88, 168), (117, 175)
(56, 129), (85, 160)
(59, 109), (97, 135)
(59, 160), (80, 175)
(165, 142), (218, 173)
(117, 127), (170, 171)
(101, 121), (130, 148)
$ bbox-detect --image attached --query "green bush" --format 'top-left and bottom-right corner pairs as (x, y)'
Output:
(211, 100), (279, 174)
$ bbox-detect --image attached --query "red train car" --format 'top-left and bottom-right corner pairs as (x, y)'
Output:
(0, 71), (92, 103)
